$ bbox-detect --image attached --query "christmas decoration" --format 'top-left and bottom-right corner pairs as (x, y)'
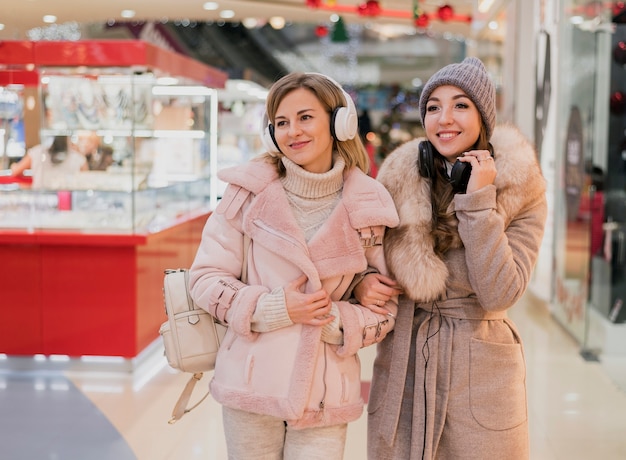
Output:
(614, 1), (626, 23)
(315, 24), (329, 37)
(358, 1), (381, 17)
(302, 0), (472, 27)
(415, 14), (430, 28)
(331, 16), (350, 42)
(614, 41), (626, 66)
(437, 4), (454, 22)
(610, 91), (626, 115)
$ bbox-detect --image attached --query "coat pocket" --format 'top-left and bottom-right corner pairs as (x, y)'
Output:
(469, 337), (527, 431)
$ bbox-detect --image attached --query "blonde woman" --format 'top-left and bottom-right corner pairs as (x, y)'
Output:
(189, 72), (399, 459)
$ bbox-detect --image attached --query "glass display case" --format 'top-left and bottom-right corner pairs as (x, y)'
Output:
(0, 40), (227, 234)
(0, 41), (228, 360)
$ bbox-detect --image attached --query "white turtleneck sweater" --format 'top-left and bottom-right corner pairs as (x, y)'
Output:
(250, 155), (345, 344)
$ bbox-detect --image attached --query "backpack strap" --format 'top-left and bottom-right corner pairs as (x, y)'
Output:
(167, 236), (252, 424)
(169, 373), (209, 424)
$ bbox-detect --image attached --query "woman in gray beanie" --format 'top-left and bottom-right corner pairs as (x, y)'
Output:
(354, 57), (547, 459)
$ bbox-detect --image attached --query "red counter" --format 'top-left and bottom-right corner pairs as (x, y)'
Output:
(0, 213), (209, 358)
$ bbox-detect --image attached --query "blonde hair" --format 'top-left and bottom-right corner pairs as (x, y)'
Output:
(257, 72), (369, 176)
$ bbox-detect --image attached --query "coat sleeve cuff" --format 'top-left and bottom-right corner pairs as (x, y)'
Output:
(251, 287), (293, 332)
(321, 302), (343, 345)
(228, 284), (271, 336)
(333, 301), (395, 357)
(453, 184), (496, 211)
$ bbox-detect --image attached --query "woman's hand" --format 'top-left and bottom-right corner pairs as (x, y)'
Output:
(284, 275), (334, 326)
(457, 149), (496, 194)
(354, 273), (403, 315)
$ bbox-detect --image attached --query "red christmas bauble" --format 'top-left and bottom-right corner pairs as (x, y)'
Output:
(358, 0), (381, 16)
(610, 91), (626, 115)
(437, 5), (454, 22)
(315, 25), (328, 37)
(614, 1), (626, 23)
(614, 41), (626, 66)
(415, 14), (430, 28)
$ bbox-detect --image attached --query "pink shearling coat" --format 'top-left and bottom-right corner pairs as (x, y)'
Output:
(189, 159), (399, 429)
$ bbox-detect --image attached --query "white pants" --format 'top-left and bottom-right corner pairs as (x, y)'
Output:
(222, 406), (347, 460)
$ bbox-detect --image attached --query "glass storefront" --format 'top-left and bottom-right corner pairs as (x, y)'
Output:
(549, 0), (626, 376)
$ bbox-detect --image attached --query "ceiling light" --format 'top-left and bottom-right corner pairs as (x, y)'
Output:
(0, 24), (5, 31)
(478, 0), (496, 14)
(121, 10), (136, 19)
(220, 10), (235, 19)
(203, 2), (219, 11)
(43, 15), (57, 24)
(242, 18), (258, 28)
(269, 16), (285, 30)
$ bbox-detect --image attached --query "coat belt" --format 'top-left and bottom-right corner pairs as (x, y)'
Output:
(379, 296), (507, 445)
(415, 297), (508, 321)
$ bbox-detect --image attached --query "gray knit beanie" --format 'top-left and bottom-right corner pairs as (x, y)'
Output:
(419, 57), (496, 139)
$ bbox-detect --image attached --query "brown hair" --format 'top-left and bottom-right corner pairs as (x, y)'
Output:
(257, 72), (369, 176)
(48, 136), (70, 165)
(429, 124), (491, 256)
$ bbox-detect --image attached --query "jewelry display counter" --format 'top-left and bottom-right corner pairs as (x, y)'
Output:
(0, 40), (227, 360)
(0, 211), (209, 358)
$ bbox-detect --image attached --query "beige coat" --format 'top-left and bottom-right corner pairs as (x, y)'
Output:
(368, 124), (547, 459)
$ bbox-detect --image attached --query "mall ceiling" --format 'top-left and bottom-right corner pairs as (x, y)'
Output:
(0, 1), (503, 87)
(0, 1), (484, 40)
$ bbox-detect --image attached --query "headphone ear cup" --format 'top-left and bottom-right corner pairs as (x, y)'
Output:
(332, 105), (358, 141)
(260, 113), (280, 155)
(418, 141), (435, 178)
(449, 161), (472, 194)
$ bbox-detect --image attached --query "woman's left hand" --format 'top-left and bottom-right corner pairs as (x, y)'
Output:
(457, 149), (496, 193)
(353, 273), (402, 315)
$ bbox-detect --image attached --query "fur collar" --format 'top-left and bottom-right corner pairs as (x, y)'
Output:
(377, 123), (546, 301)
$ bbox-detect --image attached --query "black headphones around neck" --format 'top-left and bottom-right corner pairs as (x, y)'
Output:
(418, 140), (494, 194)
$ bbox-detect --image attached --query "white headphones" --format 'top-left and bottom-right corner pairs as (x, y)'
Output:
(260, 73), (359, 155)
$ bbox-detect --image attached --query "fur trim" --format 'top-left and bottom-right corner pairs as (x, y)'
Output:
(377, 123), (546, 302)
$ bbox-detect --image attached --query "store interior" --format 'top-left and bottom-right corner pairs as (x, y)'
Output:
(1, 2), (626, 458)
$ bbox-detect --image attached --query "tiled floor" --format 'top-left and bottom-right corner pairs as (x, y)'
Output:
(2, 290), (626, 459)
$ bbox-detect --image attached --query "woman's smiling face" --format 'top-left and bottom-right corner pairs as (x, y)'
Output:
(273, 87), (334, 173)
(423, 85), (482, 162)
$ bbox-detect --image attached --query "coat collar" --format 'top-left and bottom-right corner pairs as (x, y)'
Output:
(377, 123), (546, 301)
(219, 159), (399, 286)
